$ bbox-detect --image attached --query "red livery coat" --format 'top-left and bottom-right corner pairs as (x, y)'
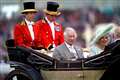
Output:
(14, 20), (42, 48)
(35, 19), (64, 49)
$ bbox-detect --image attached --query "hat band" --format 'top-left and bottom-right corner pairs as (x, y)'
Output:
(44, 9), (61, 16)
(21, 9), (37, 13)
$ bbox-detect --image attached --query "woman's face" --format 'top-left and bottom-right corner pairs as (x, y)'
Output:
(98, 35), (109, 46)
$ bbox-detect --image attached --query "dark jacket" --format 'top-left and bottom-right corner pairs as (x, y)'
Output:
(100, 40), (120, 80)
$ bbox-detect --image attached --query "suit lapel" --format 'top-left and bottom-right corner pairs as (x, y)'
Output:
(74, 47), (83, 58)
(63, 43), (75, 59)
(61, 43), (83, 60)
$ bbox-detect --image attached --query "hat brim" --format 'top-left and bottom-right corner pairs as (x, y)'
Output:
(21, 9), (37, 14)
(43, 9), (61, 16)
(91, 24), (113, 45)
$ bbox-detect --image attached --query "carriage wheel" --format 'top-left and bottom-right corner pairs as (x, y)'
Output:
(5, 69), (36, 80)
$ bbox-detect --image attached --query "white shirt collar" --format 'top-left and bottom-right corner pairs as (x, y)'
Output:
(65, 42), (74, 49)
(25, 19), (34, 25)
(45, 16), (53, 24)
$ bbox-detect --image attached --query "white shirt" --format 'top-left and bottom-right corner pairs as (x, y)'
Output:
(25, 19), (34, 40)
(45, 17), (56, 47)
(65, 42), (78, 59)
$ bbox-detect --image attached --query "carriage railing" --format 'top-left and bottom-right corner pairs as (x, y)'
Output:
(7, 46), (113, 71)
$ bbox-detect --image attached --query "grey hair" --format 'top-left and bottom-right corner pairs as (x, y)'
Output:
(64, 27), (77, 38)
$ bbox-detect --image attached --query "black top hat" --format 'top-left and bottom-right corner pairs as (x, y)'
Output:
(21, 2), (37, 14)
(44, 1), (61, 16)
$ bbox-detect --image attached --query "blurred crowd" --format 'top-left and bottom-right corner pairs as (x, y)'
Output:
(0, 6), (120, 59)
(1, 1), (120, 80)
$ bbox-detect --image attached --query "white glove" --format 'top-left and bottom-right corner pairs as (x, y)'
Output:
(50, 48), (55, 52)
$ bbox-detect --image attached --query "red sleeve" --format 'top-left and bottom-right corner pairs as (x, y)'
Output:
(14, 24), (26, 47)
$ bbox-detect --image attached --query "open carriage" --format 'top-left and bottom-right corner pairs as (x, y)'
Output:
(4, 39), (119, 80)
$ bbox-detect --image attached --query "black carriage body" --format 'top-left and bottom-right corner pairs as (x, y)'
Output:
(5, 45), (115, 80)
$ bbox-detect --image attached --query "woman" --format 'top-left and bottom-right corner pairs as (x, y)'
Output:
(89, 23), (114, 56)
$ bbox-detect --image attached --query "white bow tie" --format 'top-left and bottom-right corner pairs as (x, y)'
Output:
(29, 22), (34, 25)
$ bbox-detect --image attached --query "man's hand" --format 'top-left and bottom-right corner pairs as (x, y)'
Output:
(50, 48), (55, 52)
(34, 49), (47, 53)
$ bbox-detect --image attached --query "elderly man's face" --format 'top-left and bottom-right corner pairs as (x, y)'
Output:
(65, 31), (77, 45)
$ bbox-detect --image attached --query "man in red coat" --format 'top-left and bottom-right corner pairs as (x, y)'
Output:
(14, 2), (42, 48)
(35, 1), (64, 50)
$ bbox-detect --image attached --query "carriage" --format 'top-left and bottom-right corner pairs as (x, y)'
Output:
(4, 40), (115, 80)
